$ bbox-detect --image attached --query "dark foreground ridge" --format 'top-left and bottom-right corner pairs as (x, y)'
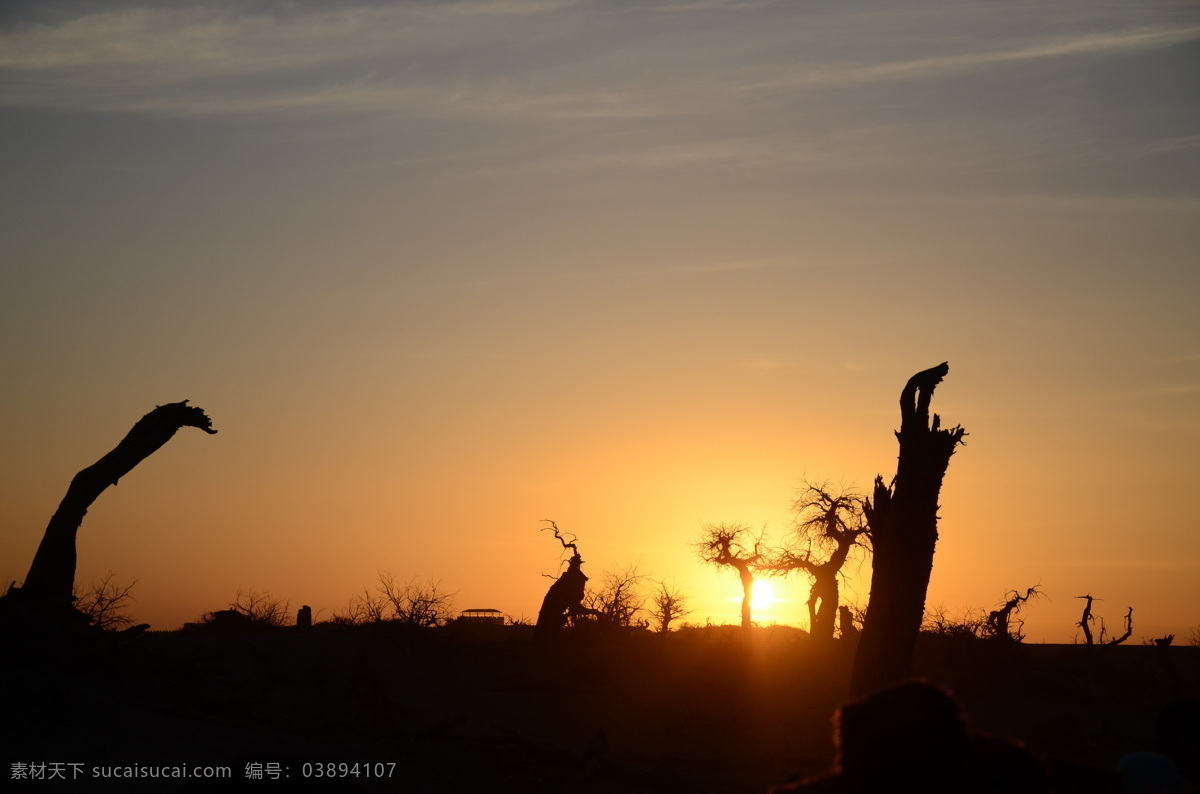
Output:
(3, 623), (1197, 793)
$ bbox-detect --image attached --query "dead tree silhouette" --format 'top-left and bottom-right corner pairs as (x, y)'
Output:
(695, 522), (764, 631)
(1076, 594), (1096, 645)
(648, 579), (691, 634)
(1108, 606), (1134, 645)
(984, 586), (1042, 642)
(18, 401), (216, 609)
(764, 483), (868, 640)
(72, 571), (140, 631)
(584, 564), (647, 628)
(1076, 594), (1133, 646)
(851, 363), (966, 696)
(533, 521), (599, 642)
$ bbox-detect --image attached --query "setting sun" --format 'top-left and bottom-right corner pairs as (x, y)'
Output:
(751, 581), (778, 613)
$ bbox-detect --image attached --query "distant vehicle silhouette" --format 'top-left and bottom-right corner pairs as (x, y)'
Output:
(458, 608), (505, 625)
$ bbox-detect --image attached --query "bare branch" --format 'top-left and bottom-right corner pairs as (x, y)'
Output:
(229, 589), (291, 627)
(540, 519), (579, 557)
(73, 571), (139, 631)
(648, 579), (691, 634)
(351, 571), (457, 627)
(1106, 606), (1134, 646)
(583, 564), (648, 628)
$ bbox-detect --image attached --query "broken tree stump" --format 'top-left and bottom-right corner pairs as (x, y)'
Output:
(21, 401), (217, 606)
(850, 363), (966, 696)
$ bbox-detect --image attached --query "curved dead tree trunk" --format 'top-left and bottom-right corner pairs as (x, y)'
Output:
(1076, 594), (1133, 647)
(21, 401), (217, 605)
(1107, 606), (1134, 646)
(851, 363), (966, 696)
(985, 586), (1041, 642)
(533, 521), (597, 643)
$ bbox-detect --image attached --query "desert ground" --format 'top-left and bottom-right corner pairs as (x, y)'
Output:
(6, 621), (1198, 793)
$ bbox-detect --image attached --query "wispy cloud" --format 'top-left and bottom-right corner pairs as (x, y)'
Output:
(0, 1), (593, 117)
(1154, 353), (1200, 365)
(1102, 384), (1200, 401)
(632, 260), (780, 276)
(1043, 558), (1196, 572)
(472, 134), (831, 177)
(427, 259), (781, 292)
(1130, 135), (1200, 158)
(9, 2), (1194, 123)
(0, 1), (575, 72)
(741, 357), (784, 371)
(1006, 315), (1067, 332)
(646, 0), (777, 13)
(747, 25), (1200, 90)
(51, 79), (660, 122)
(2, 0), (1195, 204)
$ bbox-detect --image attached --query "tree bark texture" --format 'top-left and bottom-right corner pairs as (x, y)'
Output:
(851, 363), (966, 696)
(22, 401), (217, 603)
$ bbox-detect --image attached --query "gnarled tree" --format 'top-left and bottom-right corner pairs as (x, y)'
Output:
(1076, 594), (1133, 646)
(695, 522), (764, 631)
(851, 363), (966, 695)
(765, 483), (868, 640)
(584, 564), (647, 628)
(533, 521), (598, 642)
(20, 401), (217, 607)
(984, 586), (1042, 642)
(374, 572), (457, 627)
(648, 579), (691, 634)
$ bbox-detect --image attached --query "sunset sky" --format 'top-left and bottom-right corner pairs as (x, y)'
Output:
(2, 0), (1198, 641)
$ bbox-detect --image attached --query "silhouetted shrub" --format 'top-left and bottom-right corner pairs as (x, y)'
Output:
(336, 572), (456, 627)
(73, 571), (139, 631)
